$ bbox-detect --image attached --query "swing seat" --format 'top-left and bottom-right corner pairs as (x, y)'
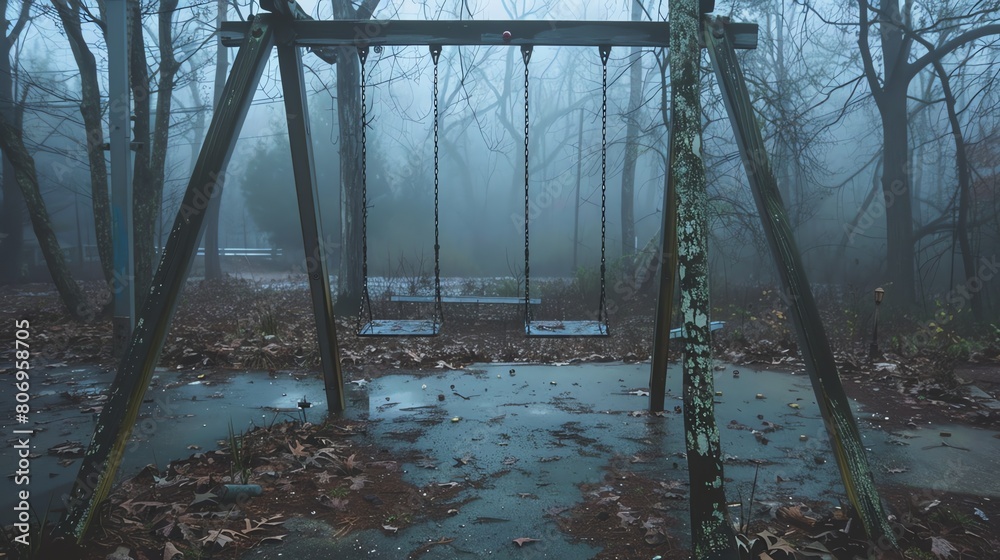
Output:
(668, 320), (726, 339)
(392, 295), (541, 305)
(359, 319), (441, 337)
(526, 320), (609, 337)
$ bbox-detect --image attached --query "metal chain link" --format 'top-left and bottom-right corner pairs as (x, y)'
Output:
(522, 45), (532, 330)
(431, 45), (443, 329)
(599, 46), (611, 330)
(357, 46), (372, 333)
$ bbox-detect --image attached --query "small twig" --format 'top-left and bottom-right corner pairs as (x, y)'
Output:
(745, 462), (760, 534)
(921, 441), (971, 452)
(408, 536), (456, 559)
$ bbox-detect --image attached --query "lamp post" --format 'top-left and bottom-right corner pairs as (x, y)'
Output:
(869, 287), (885, 361)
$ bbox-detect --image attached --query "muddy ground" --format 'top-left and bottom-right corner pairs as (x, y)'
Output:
(1, 278), (998, 559)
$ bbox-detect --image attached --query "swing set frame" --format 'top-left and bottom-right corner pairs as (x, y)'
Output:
(60, 2), (890, 546)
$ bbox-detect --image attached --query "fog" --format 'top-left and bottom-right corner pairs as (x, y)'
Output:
(3, 0), (999, 315)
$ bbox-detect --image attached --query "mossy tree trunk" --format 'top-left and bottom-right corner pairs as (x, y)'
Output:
(669, 2), (738, 558)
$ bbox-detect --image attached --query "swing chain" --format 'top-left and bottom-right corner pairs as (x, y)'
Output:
(599, 45), (610, 327)
(521, 45), (532, 328)
(357, 46), (373, 332)
(431, 45), (443, 328)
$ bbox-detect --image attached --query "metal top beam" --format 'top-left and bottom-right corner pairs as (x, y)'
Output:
(220, 19), (758, 50)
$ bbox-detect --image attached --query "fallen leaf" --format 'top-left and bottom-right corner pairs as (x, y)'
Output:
(163, 542), (182, 560)
(931, 537), (957, 558)
(617, 511), (638, 527)
(317, 494), (348, 511)
(260, 534), (286, 544)
(199, 529), (237, 548)
(48, 441), (85, 456)
(190, 491), (218, 506)
(348, 476), (368, 490)
(512, 537), (540, 547)
(288, 440), (310, 458)
(776, 505), (817, 528)
(315, 471), (335, 484)
(597, 494), (620, 506)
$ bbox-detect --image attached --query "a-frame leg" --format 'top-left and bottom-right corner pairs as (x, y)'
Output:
(56, 16), (277, 542)
(276, 42), (346, 413)
(704, 18), (895, 546)
(649, 119), (679, 411)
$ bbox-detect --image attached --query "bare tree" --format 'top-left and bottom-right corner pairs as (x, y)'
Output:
(0, 106), (90, 318)
(51, 0), (113, 284)
(619, 0), (642, 268)
(201, 0), (227, 280)
(0, 0), (32, 283)
(857, 0), (1000, 304)
(332, 0), (382, 315)
(129, 0), (180, 309)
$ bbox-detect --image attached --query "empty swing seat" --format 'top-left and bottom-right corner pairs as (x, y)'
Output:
(526, 320), (609, 337)
(392, 295), (541, 305)
(668, 320), (726, 339)
(359, 319), (441, 337)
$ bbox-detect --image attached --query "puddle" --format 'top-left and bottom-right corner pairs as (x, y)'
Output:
(2, 362), (997, 556)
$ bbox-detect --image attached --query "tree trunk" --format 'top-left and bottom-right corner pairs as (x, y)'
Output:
(333, 44), (363, 315)
(0, 0), (31, 284)
(331, 0), (381, 315)
(53, 0), (114, 285)
(0, 113), (89, 319)
(129, 0), (152, 309)
(879, 86), (916, 303)
(934, 59), (982, 320)
(202, 0), (227, 280)
(619, 0), (642, 267)
(130, 0), (179, 309)
(670, 2), (738, 558)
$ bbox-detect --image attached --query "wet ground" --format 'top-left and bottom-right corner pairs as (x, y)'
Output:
(3, 362), (998, 557)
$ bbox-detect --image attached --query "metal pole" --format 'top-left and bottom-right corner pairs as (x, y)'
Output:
(56, 17), (276, 542)
(573, 108), (583, 271)
(276, 42), (346, 413)
(108, 0), (134, 358)
(869, 287), (884, 361)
